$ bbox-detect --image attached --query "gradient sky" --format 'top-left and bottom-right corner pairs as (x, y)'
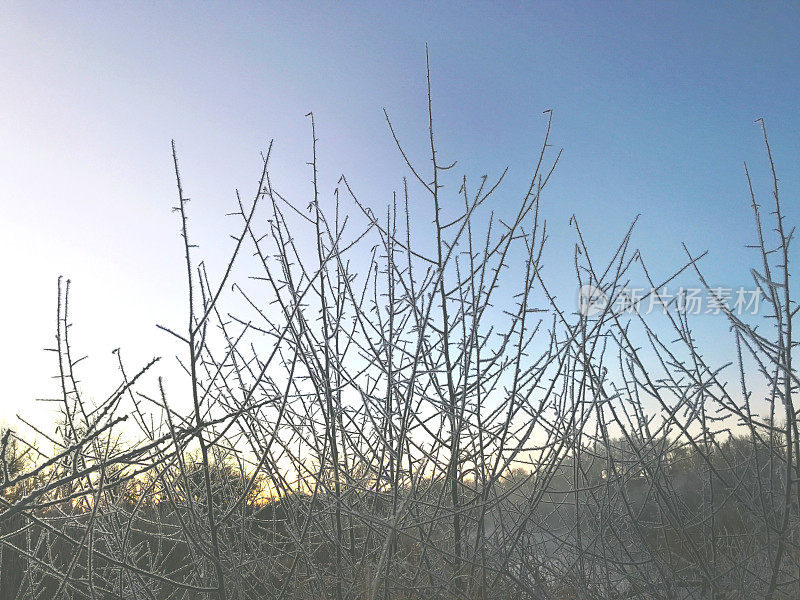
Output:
(1, 2), (799, 425)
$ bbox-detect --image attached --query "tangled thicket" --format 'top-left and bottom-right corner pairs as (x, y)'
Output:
(1, 65), (797, 600)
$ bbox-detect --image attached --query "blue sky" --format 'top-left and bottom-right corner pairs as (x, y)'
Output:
(1, 2), (798, 423)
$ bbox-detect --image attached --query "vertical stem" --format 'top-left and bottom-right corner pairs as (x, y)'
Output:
(172, 141), (227, 600)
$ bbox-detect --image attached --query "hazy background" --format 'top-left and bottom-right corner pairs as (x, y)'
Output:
(1, 1), (798, 426)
